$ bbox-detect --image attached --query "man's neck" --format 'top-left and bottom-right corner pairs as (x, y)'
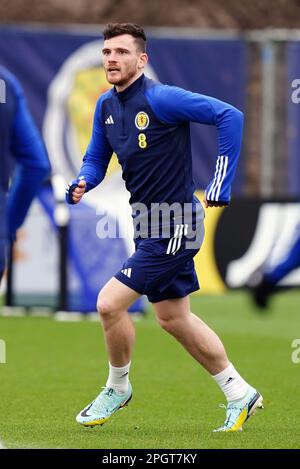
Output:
(115, 72), (144, 93)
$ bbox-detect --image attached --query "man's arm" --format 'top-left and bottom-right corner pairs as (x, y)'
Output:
(7, 76), (51, 239)
(146, 85), (244, 207)
(66, 96), (113, 204)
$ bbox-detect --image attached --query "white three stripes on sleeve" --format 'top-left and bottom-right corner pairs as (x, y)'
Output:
(207, 155), (229, 201)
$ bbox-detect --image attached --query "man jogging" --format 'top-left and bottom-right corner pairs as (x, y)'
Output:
(66, 23), (263, 432)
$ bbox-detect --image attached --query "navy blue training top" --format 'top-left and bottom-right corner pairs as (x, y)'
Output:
(78, 73), (243, 208)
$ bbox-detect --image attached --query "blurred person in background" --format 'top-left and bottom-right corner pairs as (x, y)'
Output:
(249, 223), (300, 309)
(66, 23), (263, 433)
(0, 65), (51, 283)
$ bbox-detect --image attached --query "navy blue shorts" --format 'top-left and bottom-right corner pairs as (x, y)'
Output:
(114, 220), (204, 303)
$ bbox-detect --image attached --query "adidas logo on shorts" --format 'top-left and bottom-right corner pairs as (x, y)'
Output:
(121, 268), (132, 278)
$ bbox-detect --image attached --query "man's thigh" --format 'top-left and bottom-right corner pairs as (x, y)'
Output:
(98, 276), (141, 312)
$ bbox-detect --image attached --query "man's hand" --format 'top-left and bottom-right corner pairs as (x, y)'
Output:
(72, 180), (86, 204)
(203, 196), (229, 208)
(65, 179), (86, 205)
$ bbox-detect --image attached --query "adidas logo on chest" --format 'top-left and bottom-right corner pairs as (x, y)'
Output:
(105, 115), (114, 124)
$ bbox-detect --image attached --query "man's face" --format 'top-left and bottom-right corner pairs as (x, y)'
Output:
(102, 34), (148, 90)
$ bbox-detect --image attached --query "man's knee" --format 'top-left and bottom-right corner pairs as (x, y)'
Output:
(97, 288), (129, 319)
(157, 314), (180, 334)
(96, 277), (140, 319)
(97, 295), (117, 318)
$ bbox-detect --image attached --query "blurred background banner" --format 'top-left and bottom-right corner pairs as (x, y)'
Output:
(287, 42), (300, 197)
(0, 25), (247, 308)
(0, 26), (247, 190)
(1, 24), (300, 310)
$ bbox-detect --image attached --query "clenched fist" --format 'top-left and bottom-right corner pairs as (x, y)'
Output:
(65, 179), (86, 205)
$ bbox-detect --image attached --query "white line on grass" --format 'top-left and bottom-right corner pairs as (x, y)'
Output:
(0, 438), (6, 449)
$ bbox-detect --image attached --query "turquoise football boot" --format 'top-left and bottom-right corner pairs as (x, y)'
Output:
(76, 383), (132, 427)
(213, 386), (263, 432)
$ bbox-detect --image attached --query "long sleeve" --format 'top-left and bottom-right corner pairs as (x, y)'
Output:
(77, 95), (113, 192)
(146, 85), (244, 203)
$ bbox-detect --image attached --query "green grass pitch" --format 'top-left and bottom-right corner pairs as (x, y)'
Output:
(0, 291), (299, 449)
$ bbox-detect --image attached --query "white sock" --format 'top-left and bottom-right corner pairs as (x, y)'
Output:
(106, 362), (131, 395)
(212, 363), (249, 401)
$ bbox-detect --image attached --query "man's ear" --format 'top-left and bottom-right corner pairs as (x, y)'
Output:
(138, 53), (148, 70)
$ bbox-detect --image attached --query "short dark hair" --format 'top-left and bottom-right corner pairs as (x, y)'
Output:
(103, 23), (146, 53)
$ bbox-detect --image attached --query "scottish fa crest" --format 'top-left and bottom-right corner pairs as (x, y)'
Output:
(135, 111), (149, 130)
